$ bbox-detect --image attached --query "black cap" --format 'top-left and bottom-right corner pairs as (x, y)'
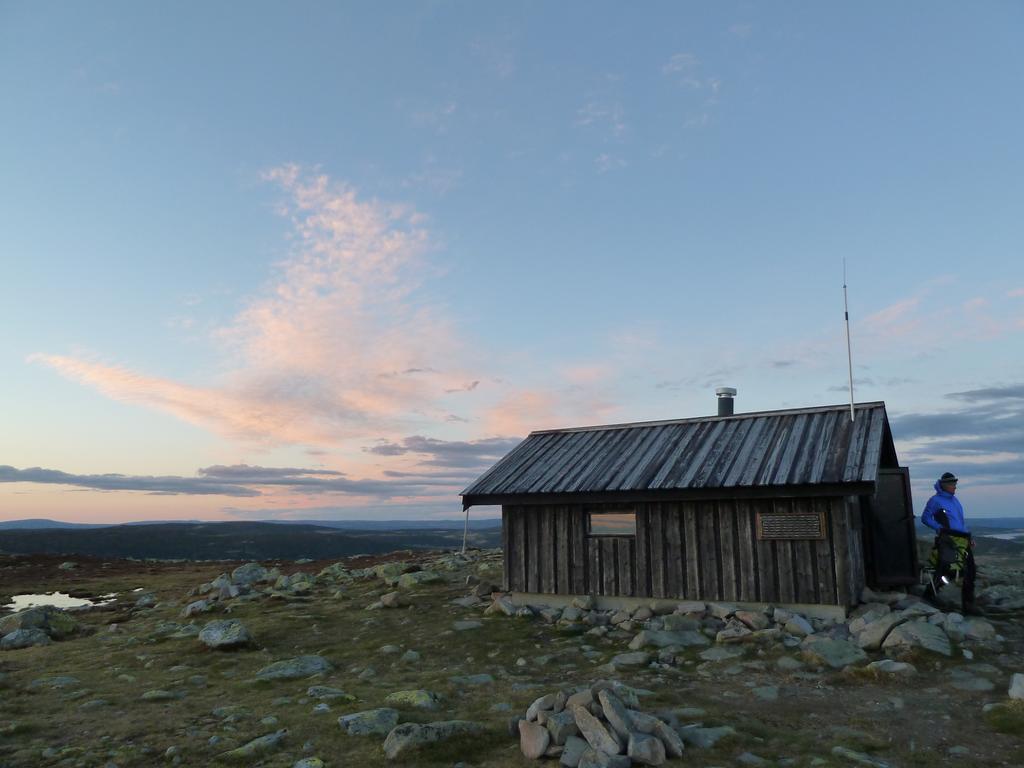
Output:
(939, 472), (958, 484)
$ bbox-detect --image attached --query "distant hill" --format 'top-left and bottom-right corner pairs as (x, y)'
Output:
(0, 521), (501, 560)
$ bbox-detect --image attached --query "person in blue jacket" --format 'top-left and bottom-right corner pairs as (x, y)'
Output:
(922, 472), (978, 613)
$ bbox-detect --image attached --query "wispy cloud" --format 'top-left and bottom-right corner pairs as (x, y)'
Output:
(364, 435), (521, 469)
(595, 153), (627, 173)
(576, 102), (627, 138)
(0, 463), (459, 499)
(35, 165), (471, 447)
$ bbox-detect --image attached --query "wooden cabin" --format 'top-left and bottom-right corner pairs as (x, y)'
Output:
(461, 400), (918, 611)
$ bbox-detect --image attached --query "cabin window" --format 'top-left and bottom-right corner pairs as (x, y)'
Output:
(756, 510), (826, 540)
(588, 510), (636, 537)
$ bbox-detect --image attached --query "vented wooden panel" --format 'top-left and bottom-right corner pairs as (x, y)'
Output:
(756, 510), (825, 540)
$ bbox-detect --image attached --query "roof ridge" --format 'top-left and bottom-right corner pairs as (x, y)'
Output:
(528, 401), (886, 435)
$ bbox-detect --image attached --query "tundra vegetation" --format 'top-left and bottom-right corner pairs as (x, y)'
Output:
(1, 546), (1024, 767)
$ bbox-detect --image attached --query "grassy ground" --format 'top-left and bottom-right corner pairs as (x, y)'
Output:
(2, 552), (1024, 767)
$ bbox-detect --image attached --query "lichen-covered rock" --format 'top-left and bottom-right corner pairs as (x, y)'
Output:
(573, 705), (622, 755)
(882, 620), (952, 657)
(382, 720), (483, 760)
(230, 563), (270, 585)
(0, 606), (78, 640)
(866, 659), (917, 676)
(180, 599), (213, 618)
(628, 629), (709, 650)
(384, 690), (441, 710)
(801, 638), (868, 669)
(628, 732), (666, 765)
(338, 708), (400, 736)
(255, 655), (333, 680)
(1, 628), (53, 650)
(397, 570), (442, 588)
(597, 689), (632, 741)
(217, 728), (287, 761)
(855, 614), (907, 650)
(198, 619), (253, 649)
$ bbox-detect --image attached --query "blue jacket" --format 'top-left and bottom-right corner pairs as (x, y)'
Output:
(922, 480), (969, 534)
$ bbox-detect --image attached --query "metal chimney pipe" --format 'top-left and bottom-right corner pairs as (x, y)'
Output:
(716, 387), (737, 417)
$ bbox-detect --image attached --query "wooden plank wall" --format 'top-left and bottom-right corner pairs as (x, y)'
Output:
(502, 495), (864, 605)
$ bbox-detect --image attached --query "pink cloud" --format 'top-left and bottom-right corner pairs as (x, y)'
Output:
(35, 166), (472, 447)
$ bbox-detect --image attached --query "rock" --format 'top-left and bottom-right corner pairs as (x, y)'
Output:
(520, 719), (551, 759)
(866, 660), (917, 676)
(293, 759), (324, 768)
(861, 587), (906, 605)
(384, 690), (441, 709)
(399, 649), (420, 663)
(380, 592), (406, 609)
(734, 610), (770, 631)
(397, 570), (442, 589)
(578, 749), (631, 768)
(855, 614), (907, 651)
(776, 656), (805, 672)
(629, 629), (708, 649)
(597, 689), (632, 741)
(573, 705), (623, 755)
(308, 685), (352, 701)
(679, 725), (735, 749)
(218, 729), (287, 761)
(180, 599), (213, 619)
(831, 745), (890, 767)
(231, 563), (270, 585)
(0, 605), (78, 639)
(628, 733), (666, 765)
(256, 655), (333, 680)
(561, 735), (590, 767)
(675, 600), (706, 614)
(699, 646), (745, 662)
(453, 620), (482, 631)
(487, 596), (517, 616)
(198, 620), (253, 649)
(882, 620), (952, 657)
(527, 694), (557, 720)
(802, 639), (868, 669)
(1010, 673), (1024, 700)
(0, 628), (52, 650)
(708, 602), (737, 619)
(963, 619), (997, 641)
(752, 685), (778, 701)
(716, 620), (753, 643)
(58, 560), (77, 570)
(608, 651), (651, 669)
(785, 614), (814, 637)
(546, 711), (580, 745)
(338, 708), (400, 736)
(134, 592), (158, 608)
(949, 670), (995, 692)
(567, 690), (594, 709)
(449, 673), (494, 686)
(572, 595), (595, 610)
(651, 720), (685, 757)
(382, 720), (483, 760)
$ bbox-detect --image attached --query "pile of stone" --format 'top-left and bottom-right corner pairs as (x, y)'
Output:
(484, 587), (1001, 671)
(514, 681), (684, 767)
(0, 605), (79, 650)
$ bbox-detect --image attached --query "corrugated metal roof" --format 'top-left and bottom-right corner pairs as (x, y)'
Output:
(462, 402), (895, 503)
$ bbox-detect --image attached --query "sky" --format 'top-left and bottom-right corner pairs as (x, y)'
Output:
(1, 2), (1022, 523)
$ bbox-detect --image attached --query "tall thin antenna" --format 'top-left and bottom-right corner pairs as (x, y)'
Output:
(843, 258), (855, 422)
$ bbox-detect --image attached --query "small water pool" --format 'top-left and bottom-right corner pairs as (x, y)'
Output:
(2, 592), (117, 612)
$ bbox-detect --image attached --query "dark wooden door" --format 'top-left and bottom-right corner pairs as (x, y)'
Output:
(864, 467), (919, 587)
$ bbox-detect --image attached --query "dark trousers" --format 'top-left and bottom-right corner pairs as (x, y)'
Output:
(930, 532), (976, 609)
